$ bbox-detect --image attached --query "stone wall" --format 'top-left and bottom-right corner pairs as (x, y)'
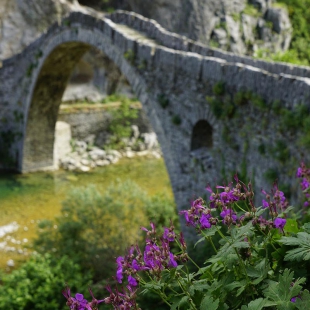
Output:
(109, 10), (310, 78)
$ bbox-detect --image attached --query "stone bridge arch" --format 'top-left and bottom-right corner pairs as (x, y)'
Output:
(21, 32), (160, 174)
(2, 10), (310, 214)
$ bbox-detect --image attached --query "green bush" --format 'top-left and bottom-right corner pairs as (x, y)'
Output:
(33, 180), (178, 282)
(270, 0), (310, 65)
(212, 82), (225, 96)
(105, 99), (138, 150)
(171, 115), (182, 125)
(0, 254), (91, 310)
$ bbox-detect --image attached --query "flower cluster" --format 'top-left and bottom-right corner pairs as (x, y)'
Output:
(103, 223), (186, 309)
(62, 287), (104, 310)
(180, 176), (256, 230)
(261, 183), (288, 213)
(297, 162), (310, 207)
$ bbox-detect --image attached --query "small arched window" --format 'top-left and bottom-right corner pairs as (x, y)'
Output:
(191, 120), (213, 151)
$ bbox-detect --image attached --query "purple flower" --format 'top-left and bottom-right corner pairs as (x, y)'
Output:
(301, 178), (310, 190)
(168, 252), (178, 268)
(179, 210), (195, 226)
(128, 275), (138, 287)
(262, 199), (269, 208)
(274, 218), (286, 230)
(297, 167), (303, 178)
(132, 259), (140, 271)
(220, 208), (237, 225)
(179, 232), (187, 249)
(88, 288), (105, 309)
(200, 213), (211, 229)
(116, 268), (123, 283)
(163, 227), (176, 242)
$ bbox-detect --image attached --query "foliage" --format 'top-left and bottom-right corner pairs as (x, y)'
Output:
(157, 94), (169, 109)
(171, 115), (182, 126)
(264, 168), (279, 184)
(124, 50), (135, 65)
(0, 253), (91, 310)
(105, 98), (138, 150)
(243, 3), (262, 18)
(101, 94), (137, 104)
(212, 82), (225, 96)
(33, 180), (178, 282)
(65, 163), (310, 309)
(267, 0), (310, 65)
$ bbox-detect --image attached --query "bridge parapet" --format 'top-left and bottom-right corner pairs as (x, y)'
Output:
(109, 10), (310, 79)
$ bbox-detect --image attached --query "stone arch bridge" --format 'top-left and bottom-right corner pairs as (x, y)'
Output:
(1, 10), (310, 212)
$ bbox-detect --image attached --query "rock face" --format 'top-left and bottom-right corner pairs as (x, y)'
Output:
(126, 0), (292, 56)
(0, 0), (83, 60)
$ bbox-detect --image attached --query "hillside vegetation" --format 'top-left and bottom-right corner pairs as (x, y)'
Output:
(271, 0), (310, 65)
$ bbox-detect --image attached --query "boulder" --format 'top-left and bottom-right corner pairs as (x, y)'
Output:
(265, 7), (291, 34)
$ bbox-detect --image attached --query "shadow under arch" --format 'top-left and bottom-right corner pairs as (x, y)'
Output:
(22, 42), (91, 172)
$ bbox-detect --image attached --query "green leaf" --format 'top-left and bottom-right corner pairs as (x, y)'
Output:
(295, 289), (310, 309)
(284, 219), (299, 234)
(200, 296), (219, 310)
(189, 280), (210, 295)
(263, 269), (305, 308)
(225, 280), (246, 292)
(202, 225), (218, 237)
(279, 232), (310, 261)
(178, 296), (189, 309)
(302, 223), (310, 233)
(236, 285), (246, 297)
(240, 298), (276, 310)
(195, 237), (206, 248)
(232, 241), (250, 249)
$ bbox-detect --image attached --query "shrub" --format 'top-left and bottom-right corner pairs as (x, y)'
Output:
(0, 254), (91, 310)
(33, 180), (177, 282)
(171, 115), (182, 125)
(212, 82), (225, 96)
(105, 99), (138, 150)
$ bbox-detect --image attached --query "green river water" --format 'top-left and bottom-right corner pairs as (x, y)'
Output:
(0, 157), (173, 269)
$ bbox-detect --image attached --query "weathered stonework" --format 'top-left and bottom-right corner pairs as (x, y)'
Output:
(1, 10), (310, 235)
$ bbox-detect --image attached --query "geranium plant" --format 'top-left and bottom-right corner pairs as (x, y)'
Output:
(63, 164), (310, 309)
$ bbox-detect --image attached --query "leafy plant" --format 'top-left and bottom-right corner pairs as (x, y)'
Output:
(157, 94), (169, 109)
(33, 180), (177, 282)
(105, 98), (138, 150)
(0, 254), (91, 310)
(171, 115), (182, 125)
(212, 82), (225, 96)
(65, 163), (310, 309)
(124, 50), (135, 65)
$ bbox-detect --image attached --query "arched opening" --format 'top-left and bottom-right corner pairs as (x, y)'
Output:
(22, 42), (90, 172)
(191, 119), (213, 151)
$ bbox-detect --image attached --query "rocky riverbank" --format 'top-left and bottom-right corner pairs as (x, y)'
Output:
(55, 122), (162, 172)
